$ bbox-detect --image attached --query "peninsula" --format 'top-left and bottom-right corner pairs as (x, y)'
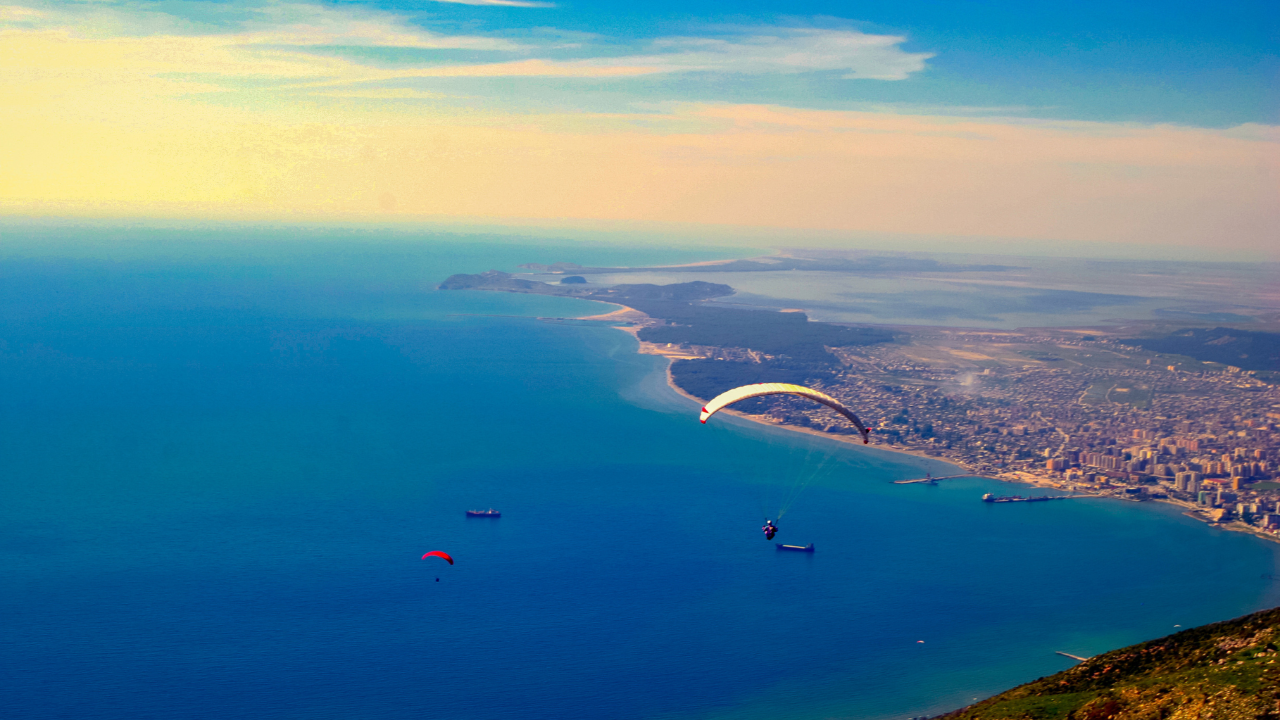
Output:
(439, 257), (1280, 544)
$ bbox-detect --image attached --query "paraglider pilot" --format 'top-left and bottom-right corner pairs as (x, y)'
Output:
(762, 520), (778, 540)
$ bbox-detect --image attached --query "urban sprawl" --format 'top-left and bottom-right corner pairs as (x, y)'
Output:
(668, 331), (1280, 542)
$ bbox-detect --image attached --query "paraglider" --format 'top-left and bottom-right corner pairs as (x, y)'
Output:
(699, 383), (872, 444)
(422, 551), (454, 565)
(699, 383), (877, 541)
(762, 519), (778, 540)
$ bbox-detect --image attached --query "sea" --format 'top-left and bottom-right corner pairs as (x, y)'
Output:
(2, 225), (1278, 720)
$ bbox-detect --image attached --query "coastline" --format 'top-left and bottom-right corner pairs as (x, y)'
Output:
(576, 302), (1280, 546)
(578, 303), (971, 472)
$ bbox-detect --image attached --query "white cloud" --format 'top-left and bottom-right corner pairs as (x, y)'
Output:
(600, 29), (932, 80)
(423, 0), (554, 6)
(321, 27), (933, 82)
(290, 58), (662, 89)
(276, 26), (933, 86)
(0, 4), (931, 94)
(238, 3), (527, 50)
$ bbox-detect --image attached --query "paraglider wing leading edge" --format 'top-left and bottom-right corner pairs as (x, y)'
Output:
(699, 383), (870, 443)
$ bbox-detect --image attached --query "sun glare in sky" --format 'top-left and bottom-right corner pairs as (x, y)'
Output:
(1, 0), (1275, 255)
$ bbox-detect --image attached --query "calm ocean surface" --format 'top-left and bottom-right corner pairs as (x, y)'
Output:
(2, 227), (1279, 720)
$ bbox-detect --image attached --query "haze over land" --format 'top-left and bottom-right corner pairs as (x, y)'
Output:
(522, 251), (1280, 330)
(2, 0), (1277, 717)
(443, 245), (1280, 569)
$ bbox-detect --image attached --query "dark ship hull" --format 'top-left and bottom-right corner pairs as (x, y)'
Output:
(982, 493), (1067, 503)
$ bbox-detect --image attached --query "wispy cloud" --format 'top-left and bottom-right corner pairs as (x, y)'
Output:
(1, 3), (930, 90)
(293, 58), (661, 88)
(0, 5), (43, 21)
(305, 27), (934, 82)
(2, 3), (1273, 255)
(307, 88), (451, 99)
(605, 29), (933, 80)
(237, 3), (528, 49)
(1, 1), (528, 50)
(262, 27), (932, 92)
(423, 0), (554, 7)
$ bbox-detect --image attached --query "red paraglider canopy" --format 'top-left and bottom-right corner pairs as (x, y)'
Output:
(422, 551), (454, 565)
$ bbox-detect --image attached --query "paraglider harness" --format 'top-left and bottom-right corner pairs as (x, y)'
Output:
(762, 520), (778, 541)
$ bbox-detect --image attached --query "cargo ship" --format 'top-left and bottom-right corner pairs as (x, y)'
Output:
(776, 543), (815, 552)
(465, 509), (501, 517)
(982, 493), (1066, 503)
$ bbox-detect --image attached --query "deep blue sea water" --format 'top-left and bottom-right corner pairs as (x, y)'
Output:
(2, 227), (1279, 720)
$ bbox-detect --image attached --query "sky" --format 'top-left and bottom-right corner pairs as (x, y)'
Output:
(1, 0), (1277, 257)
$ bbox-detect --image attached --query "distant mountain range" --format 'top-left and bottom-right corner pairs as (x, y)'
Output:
(437, 271), (731, 302)
(943, 604), (1280, 720)
(516, 256), (1015, 275)
(1121, 327), (1280, 372)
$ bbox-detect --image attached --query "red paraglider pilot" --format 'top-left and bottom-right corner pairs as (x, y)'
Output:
(762, 520), (778, 541)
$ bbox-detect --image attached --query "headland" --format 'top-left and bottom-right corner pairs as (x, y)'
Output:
(941, 604), (1280, 719)
(438, 251), (1280, 545)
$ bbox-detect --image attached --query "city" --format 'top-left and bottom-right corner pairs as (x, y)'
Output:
(654, 328), (1280, 542)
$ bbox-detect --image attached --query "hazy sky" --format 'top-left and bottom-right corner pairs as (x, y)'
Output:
(2, 0), (1276, 256)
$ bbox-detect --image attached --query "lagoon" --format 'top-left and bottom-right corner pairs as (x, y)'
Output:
(1, 229), (1277, 719)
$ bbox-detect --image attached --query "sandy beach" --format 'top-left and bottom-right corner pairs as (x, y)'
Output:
(580, 303), (974, 471)
(577, 304), (1280, 546)
(578, 303), (707, 360)
(574, 305), (650, 324)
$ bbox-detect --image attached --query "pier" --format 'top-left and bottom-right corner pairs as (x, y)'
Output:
(893, 474), (974, 485)
(1055, 651), (1090, 662)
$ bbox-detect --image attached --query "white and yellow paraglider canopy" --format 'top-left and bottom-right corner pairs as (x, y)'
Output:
(698, 383), (871, 443)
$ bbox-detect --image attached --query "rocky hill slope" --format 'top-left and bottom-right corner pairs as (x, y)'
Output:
(943, 605), (1280, 720)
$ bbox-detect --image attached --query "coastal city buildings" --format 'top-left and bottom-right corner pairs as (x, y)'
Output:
(662, 330), (1280, 543)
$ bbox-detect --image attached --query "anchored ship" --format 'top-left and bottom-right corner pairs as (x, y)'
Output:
(465, 509), (501, 517)
(776, 543), (815, 552)
(982, 493), (1067, 503)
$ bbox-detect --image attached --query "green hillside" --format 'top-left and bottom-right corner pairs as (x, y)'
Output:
(943, 605), (1280, 720)
(1121, 327), (1280, 372)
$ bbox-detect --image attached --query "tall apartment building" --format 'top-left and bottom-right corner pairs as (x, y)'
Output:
(1174, 471), (1203, 493)
(1084, 453), (1125, 471)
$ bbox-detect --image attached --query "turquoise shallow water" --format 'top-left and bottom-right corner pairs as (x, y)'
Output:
(1, 228), (1278, 720)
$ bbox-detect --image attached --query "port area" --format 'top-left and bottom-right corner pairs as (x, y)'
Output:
(893, 474), (981, 485)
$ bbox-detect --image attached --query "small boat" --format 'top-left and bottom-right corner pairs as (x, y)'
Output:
(465, 509), (501, 517)
(776, 543), (815, 552)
